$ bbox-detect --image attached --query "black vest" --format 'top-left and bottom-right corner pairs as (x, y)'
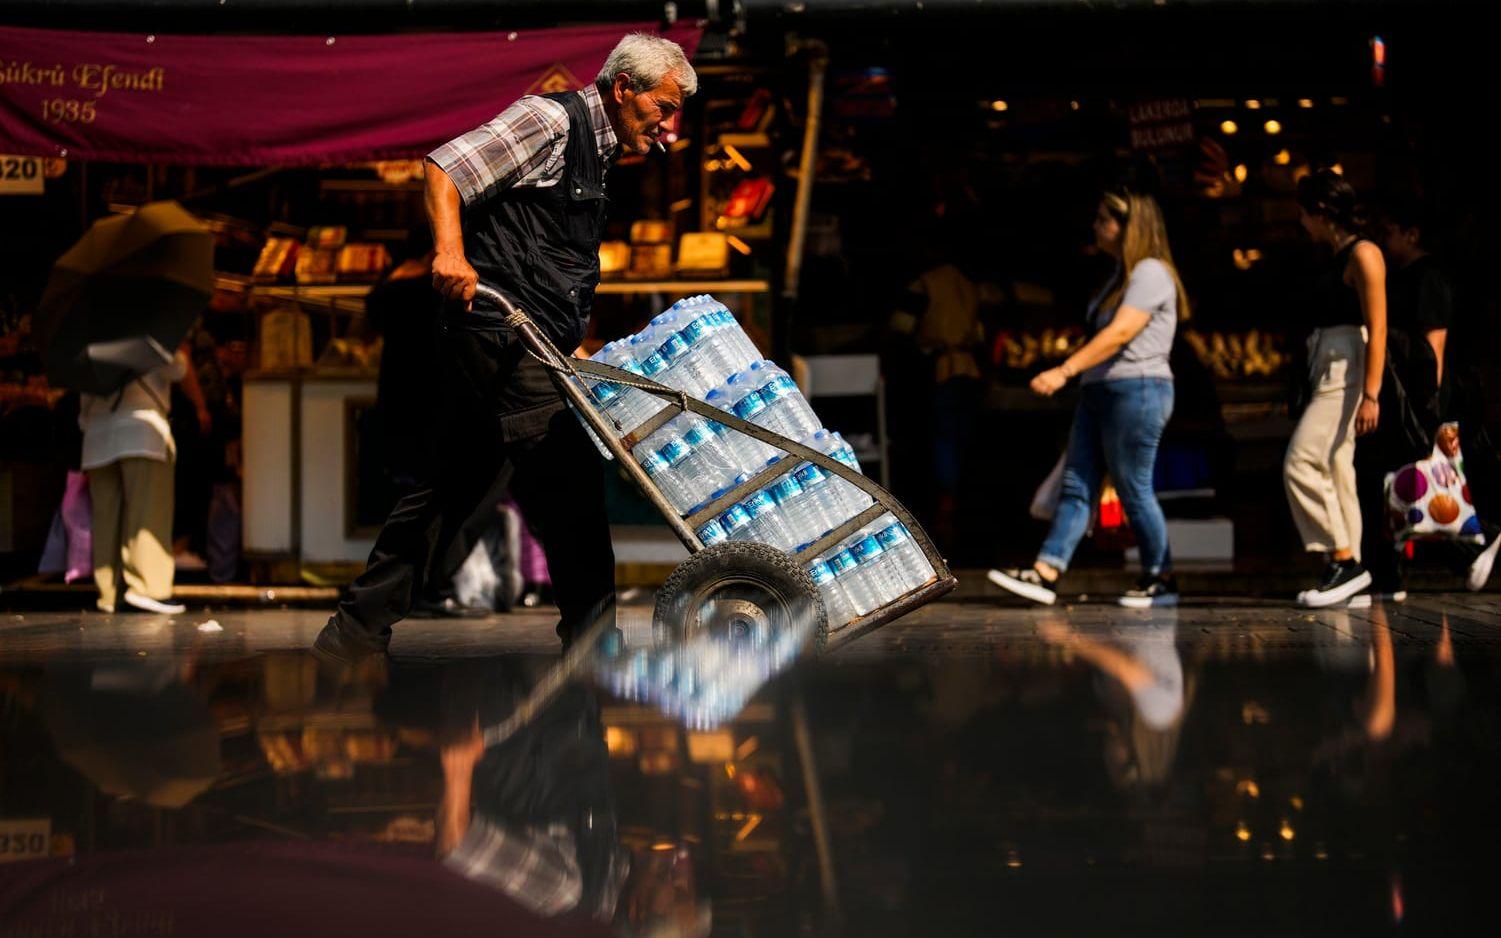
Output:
(462, 90), (610, 349)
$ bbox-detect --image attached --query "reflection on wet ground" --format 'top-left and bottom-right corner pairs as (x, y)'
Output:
(1, 598), (1498, 935)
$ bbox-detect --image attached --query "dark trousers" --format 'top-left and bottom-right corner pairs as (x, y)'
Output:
(332, 324), (615, 647)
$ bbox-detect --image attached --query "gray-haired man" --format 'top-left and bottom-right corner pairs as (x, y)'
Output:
(315, 34), (697, 662)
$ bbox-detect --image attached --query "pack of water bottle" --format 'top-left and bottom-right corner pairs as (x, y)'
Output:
(799, 513), (936, 628)
(583, 294), (935, 627)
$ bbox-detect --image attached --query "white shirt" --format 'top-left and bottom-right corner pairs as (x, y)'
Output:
(79, 355), (185, 470)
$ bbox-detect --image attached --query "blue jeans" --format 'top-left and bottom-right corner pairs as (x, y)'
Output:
(1038, 377), (1175, 576)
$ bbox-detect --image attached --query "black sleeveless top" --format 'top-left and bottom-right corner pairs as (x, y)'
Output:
(456, 90), (610, 350)
(1309, 239), (1368, 329)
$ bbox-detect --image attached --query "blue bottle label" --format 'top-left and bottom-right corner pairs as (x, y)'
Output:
(591, 382), (620, 405)
(794, 464), (827, 488)
(658, 334), (689, 362)
(659, 439), (690, 467)
(851, 535), (884, 563)
(640, 353), (667, 377)
(770, 477), (804, 503)
(876, 524), (910, 548)
(640, 451), (668, 477)
(743, 491), (775, 518)
(808, 561), (833, 586)
(732, 392), (767, 419)
(697, 519), (726, 545)
(829, 551), (858, 577)
(719, 504), (753, 534)
(679, 319), (706, 344)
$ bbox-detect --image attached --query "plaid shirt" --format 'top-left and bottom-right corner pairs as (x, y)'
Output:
(427, 82), (618, 207)
(443, 816), (629, 922)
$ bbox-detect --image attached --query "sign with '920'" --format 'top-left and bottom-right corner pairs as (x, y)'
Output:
(0, 818), (51, 862)
(1, 154), (44, 194)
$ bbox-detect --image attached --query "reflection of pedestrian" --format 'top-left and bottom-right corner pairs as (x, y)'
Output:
(989, 189), (1187, 607)
(80, 351), (195, 614)
(315, 35), (697, 661)
(1285, 171), (1387, 608)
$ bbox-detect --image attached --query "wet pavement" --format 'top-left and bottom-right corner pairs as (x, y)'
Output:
(2, 594), (1498, 935)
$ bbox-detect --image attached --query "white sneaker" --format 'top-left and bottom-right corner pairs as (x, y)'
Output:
(123, 591), (186, 615)
(987, 568), (1058, 605)
(1467, 534), (1501, 592)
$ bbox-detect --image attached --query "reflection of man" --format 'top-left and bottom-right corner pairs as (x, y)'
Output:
(436, 664), (709, 935)
(315, 35), (697, 661)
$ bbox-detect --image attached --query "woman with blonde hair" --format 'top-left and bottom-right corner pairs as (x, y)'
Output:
(990, 188), (1188, 607)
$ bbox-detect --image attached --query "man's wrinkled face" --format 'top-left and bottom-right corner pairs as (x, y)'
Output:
(611, 72), (683, 155)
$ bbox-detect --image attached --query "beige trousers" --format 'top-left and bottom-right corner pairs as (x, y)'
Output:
(89, 456), (176, 609)
(1284, 325), (1366, 558)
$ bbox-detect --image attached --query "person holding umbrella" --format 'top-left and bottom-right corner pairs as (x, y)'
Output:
(36, 200), (216, 615)
(314, 33), (697, 662)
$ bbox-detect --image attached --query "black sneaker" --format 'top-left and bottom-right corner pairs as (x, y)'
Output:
(1298, 561), (1373, 609)
(987, 567), (1058, 605)
(1118, 575), (1180, 609)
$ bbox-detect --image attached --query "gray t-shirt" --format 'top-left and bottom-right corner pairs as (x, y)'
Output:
(1081, 257), (1178, 384)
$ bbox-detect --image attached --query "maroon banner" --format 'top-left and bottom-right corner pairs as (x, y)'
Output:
(0, 22), (703, 166)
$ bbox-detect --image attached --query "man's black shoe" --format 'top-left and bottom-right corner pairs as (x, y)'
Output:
(311, 619), (389, 666)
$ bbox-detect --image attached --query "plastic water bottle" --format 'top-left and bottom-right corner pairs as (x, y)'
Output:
(602, 349), (670, 436)
(768, 469), (826, 547)
(738, 485), (794, 548)
(633, 310), (681, 359)
(657, 436), (713, 511)
(803, 430), (874, 518)
(675, 314), (734, 390)
(705, 381), (778, 473)
(876, 520), (934, 592)
(756, 366), (822, 441)
(826, 548), (873, 616)
(850, 532), (906, 607)
(791, 462), (842, 535)
(641, 447), (697, 514)
(677, 419), (737, 495)
(717, 503), (755, 542)
(694, 512), (728, 547)
(708, 304), (760, 372)
(808, 559), (854, 627)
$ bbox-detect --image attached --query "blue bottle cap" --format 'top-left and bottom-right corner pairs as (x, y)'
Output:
(705, 388), (728, 407)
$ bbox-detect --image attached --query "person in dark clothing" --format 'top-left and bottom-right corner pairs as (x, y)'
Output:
(315, 34), (698, 662)
(1357, 197), (1501, 596)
